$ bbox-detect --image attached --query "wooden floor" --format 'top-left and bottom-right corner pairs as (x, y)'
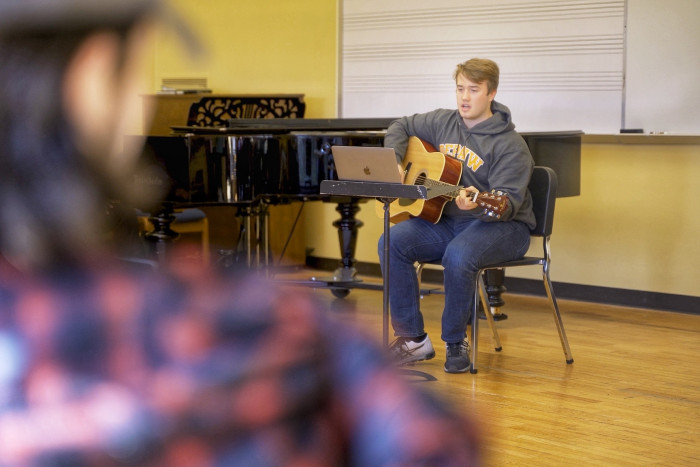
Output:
(281, 272), (700, 466)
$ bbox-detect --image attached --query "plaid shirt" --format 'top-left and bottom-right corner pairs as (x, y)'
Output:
(0, 258), (480, 466)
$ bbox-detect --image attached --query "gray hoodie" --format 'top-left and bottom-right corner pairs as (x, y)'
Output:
(383, 101), (536, 228)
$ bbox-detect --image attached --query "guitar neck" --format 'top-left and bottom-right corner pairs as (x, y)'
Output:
(413, 174), (478, 201)
(417, 178), (508, 218)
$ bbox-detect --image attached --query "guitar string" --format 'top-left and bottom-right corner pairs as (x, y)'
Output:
(414, 174), (462, 198)
(412, 173), (507, 218)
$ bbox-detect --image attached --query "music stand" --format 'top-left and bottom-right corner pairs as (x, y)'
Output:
(319, 180), (454, 346)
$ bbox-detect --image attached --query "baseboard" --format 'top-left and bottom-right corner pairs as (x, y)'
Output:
(306, 256), (700, 315)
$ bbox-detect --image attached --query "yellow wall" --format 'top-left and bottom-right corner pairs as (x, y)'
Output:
(551, 142), (700, 296)
(147, 1), (700, 300)
(153, 0), (337, 118)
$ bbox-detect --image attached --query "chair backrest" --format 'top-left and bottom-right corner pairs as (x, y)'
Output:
(528, 166), (558, 237)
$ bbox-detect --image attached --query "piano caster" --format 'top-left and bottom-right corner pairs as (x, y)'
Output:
(216, 249), (248, 268)
(310, 265), (360, 294)
(330, 287), (350, 299)
(311, 264), (358, 280)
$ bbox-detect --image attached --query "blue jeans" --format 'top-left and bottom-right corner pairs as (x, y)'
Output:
(378, 216), (531, 344)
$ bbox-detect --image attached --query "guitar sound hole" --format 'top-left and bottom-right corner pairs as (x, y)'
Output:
(398, 198), (416, 207)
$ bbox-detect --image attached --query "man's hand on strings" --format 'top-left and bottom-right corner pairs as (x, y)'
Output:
(455, 187), (479, 210)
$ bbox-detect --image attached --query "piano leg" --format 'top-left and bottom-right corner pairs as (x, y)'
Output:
(143, 203), (179, 263)
(483, 268), (509, 321)
(311, 198), (364, 297)
(333, 198), (363, 279)
(216, 203), (262, 269)
(259, 202), (270, 272)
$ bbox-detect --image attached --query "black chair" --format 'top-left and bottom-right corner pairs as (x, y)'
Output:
(417, 166), (574, 373)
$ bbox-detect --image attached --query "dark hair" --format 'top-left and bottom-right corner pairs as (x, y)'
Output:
(0, 27), (138, 271)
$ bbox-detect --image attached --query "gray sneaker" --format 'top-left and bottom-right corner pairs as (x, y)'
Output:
(444, 340), (471, 373)
(389, 335), (435, 365)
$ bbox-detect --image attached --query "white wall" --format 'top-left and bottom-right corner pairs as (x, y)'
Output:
(340, 0), (700, 135)
(341, 0), (625, 133)
(624, 0), (700, 133)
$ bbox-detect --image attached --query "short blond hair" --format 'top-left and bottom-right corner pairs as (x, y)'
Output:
(453, 58), (499, 94)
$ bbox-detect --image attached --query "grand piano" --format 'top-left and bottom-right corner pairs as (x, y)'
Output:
(133, 113), (581, 310)
(131, 118), (391, 269)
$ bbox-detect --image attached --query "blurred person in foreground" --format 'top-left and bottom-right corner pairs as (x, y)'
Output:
(0, 0), (481, 465)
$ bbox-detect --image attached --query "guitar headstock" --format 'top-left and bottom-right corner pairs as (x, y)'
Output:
(469, 190), (509, 219)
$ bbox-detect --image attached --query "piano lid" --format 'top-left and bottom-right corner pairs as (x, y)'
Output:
(229, 118), (399, 131)
(171, 117), (399, 135)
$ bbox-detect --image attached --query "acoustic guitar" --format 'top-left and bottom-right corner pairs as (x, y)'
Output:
(377, 136), (509, 224)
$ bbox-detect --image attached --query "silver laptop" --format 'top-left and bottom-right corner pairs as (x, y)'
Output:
(331, 145), (403, 183)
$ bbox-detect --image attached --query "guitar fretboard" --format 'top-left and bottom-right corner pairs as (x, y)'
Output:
(414, 174), (461, 198)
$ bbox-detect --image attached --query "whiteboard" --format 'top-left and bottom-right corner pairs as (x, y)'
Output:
(624, 0), (700, 134)
(340, 0), (699, 134)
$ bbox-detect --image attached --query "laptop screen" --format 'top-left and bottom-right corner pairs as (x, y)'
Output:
(331, 145), (403, 183)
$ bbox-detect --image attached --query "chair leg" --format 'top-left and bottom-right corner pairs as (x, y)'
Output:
(542, 269), (574, 364)
(416, 262), (425, 298)
(478, 275), (502, 352)
(470, 274), (504, 373)
(470, 288), (479, 374)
